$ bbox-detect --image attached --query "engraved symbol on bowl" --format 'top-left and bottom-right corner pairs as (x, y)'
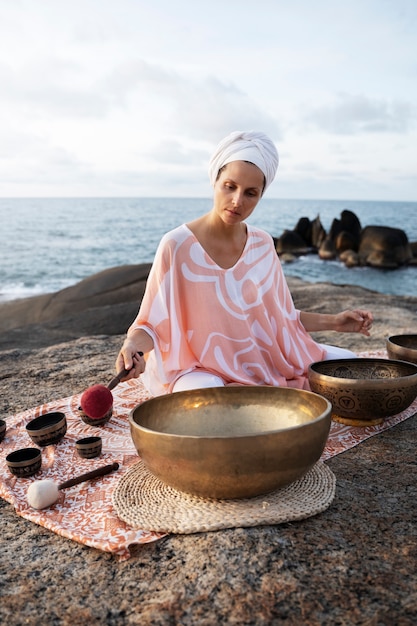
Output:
(337, 395), (356, 410)
(332, 367), (353, 379)
(372, 365), (392, 379)
(385, 395), (403, 411)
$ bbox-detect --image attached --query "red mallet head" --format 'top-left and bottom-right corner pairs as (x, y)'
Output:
(80, 385), (113, 419)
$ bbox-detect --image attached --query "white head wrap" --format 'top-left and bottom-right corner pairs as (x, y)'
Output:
(208, 130), (279, 193)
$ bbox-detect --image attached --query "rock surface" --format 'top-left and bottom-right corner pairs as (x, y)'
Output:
(0, 264), (152, 350)
(0, 269), (416, 624)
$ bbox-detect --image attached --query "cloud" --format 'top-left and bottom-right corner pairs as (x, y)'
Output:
(305, 93), (417, 134)
(102, 59), (282, 143)
(145, 139), (207, 166)
(0, 51), (281, 154)
(0, 127), (97, 190)
(0, 59), (110, 118)
(168, 76), (281, 142)
(0, 125), (209, 197)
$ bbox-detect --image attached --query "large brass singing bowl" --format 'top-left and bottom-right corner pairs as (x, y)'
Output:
(386, 334), (417, 365)
(129, 386), (332, 499)
(308, 358), (417, 426)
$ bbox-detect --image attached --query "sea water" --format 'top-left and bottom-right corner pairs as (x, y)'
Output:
(0, 197), (415, 302)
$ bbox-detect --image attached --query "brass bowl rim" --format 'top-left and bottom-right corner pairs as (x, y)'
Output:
(6, 447), (42, 466)
(26, 411), (66, 433)
(129, 386), (332, 440)
(308, 357), (417, 384)
(76, 436), (102, 447)
(387, 334), (417, 348)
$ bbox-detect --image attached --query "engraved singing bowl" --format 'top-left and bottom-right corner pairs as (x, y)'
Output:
(386, 334), (417, 365)
(26, 412), (67, 446)
(129, 386), (332, 499)
(308, 358), (417, 427)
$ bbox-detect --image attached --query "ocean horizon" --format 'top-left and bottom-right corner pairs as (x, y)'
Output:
(0, 197), (416, 303)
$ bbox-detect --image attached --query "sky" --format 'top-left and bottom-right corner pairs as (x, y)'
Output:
(0, 0), (416, 201)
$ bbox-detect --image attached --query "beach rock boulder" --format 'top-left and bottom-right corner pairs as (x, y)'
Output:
(328, 209), (362, 255)
(294, 215), (326, 249)
(276, 215), (326, 256)
(0, 264), (151, 342)
(409, 241), (417, 266)
(275, 229), (311, 255)
(339, 249), (360, 267)
(358, 226), (413, 269)
(318, 236), (337, 260)
(311, 215), (327, 249)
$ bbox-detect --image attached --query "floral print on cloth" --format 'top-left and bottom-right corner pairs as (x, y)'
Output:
(0, 350), (415, 560)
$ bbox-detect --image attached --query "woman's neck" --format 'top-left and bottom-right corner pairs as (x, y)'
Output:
(186, 213), (248, 269)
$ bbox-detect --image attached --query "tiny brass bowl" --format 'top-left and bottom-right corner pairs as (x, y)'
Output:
(26, 412), (67, 446)
(308, 358), (417, 426)
(6, 448), (42, 477)
(76, 436), (102, 459)
(0, 419), (6, 442)
(386, 334), (417, 365)
(129, 386), (332, 499)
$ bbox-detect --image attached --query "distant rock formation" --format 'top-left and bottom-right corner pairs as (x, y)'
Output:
(275, 209), (417, 270)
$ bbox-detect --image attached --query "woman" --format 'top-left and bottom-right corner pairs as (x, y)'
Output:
(116, 130), (373, 395)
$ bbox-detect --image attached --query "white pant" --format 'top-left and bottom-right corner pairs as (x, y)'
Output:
(172, 371), (225, 392)
(172, 343), (356, 393)
(321, 343), (356, 360)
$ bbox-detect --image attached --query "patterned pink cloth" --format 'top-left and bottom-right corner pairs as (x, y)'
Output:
(1, 349), (415, 560)
(129, 224), (325, 395)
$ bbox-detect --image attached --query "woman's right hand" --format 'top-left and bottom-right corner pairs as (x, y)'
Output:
(115, 329), (154, 381)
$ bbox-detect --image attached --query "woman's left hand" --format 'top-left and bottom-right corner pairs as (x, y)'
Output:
(335, 309), (374, 336)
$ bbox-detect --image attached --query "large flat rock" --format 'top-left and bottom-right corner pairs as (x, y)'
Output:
(0, 271), (416, 624)
(0, 335), (415, 624)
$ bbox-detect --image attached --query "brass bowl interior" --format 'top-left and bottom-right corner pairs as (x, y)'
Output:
(129, 386), (332, 499)
(309, 358), (417, 381)
(137, 394), (326, 437)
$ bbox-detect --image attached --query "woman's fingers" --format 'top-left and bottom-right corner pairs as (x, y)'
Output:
(126, 350), (145, 378)
(116, 347), (145, 380)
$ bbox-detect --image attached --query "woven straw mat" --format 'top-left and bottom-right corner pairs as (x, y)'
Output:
(112, 460), (336, 534)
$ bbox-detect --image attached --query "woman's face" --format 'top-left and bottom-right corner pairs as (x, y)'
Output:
(213, 160), (265, 225)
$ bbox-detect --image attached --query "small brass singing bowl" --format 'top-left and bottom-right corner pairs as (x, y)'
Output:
(76, 436), (102, 459)
(386, 334), (417, 365)
(308, 358), (417, 427)
(26, 412), (67, 446)
(6, 448), (42, 477)
(129, 386), (332, 499)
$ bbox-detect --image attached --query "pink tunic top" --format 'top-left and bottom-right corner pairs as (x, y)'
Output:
(129, 224), (325, 395)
